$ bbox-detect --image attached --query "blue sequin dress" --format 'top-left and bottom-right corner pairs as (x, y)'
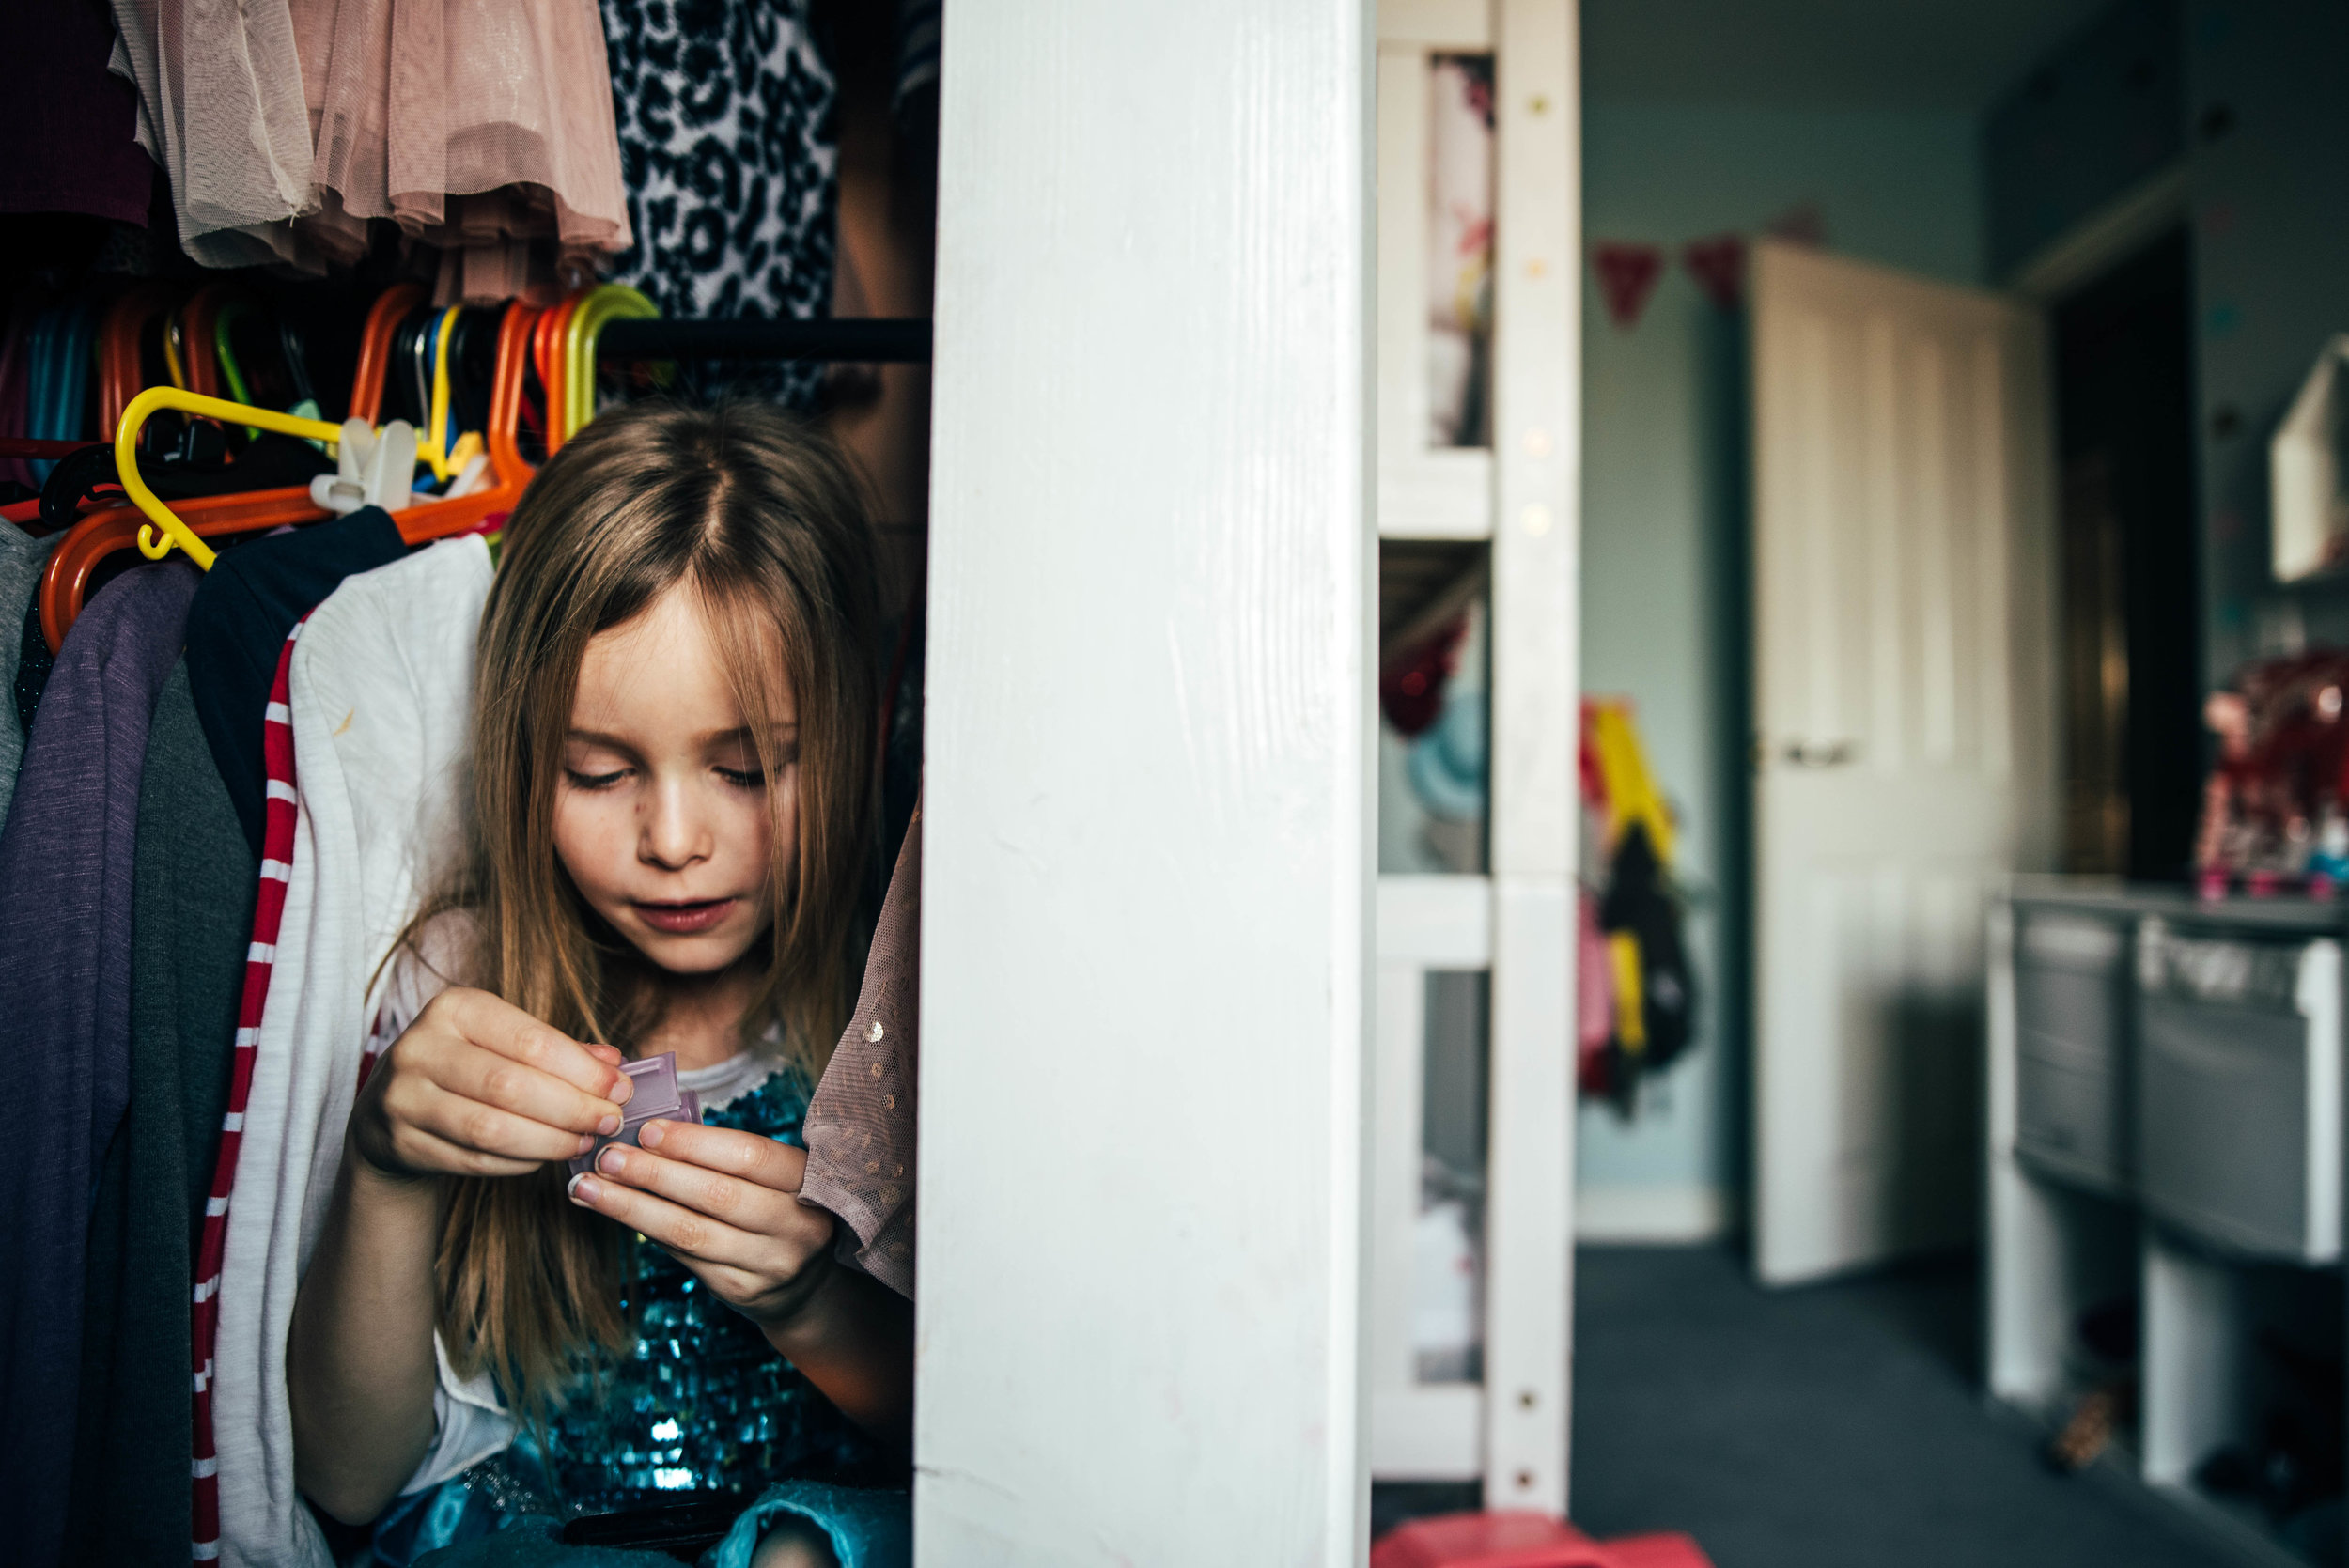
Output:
(372, 1064), (907, 1568)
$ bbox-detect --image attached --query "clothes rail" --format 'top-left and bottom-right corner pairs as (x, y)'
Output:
(596, 318), (933, 364)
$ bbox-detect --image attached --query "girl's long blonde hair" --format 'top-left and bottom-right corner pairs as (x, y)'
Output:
(422, 398), (882, 1415)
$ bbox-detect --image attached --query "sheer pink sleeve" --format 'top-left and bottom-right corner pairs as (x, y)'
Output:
(801, 804), (921, 1300)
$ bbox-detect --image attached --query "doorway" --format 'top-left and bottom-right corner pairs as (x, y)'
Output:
(2050, 227), (2200, 882)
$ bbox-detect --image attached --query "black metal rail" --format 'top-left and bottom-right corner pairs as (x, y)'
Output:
(596, 318), (933, 364)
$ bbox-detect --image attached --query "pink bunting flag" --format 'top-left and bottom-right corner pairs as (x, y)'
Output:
(1592, 241), (1664, 329)
(1682, 234), (1746, 311)
(1766, 201), (1826, 247)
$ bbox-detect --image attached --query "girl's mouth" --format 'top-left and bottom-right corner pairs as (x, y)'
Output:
(632, 898), (739, 935)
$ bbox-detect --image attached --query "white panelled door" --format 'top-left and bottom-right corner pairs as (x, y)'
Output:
(1750, 238), (2057, 1286)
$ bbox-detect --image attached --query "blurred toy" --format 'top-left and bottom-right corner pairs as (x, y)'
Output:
(1409, 693), (1488, 821)
(2192, 650), (2349, 899)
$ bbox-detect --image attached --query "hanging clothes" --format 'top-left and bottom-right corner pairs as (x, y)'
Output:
(803, 800), (921, 1299)
(1426, 52), (1494, 448)
(1578, 700), (1697, 1111)
(1586, 699), (1676, 867)
(65, 660), (257, 1565)
(209, 536), (491, 1568)
(1595, 825), (1695, 1096)
(0, 306), (39, 496)
(599, 0), (837, 406)
(184, 506), (408, 858)
(0, 525), (62, 826)
(894, 0), (941, 117)
(194, 624), (303, 1563)
(0, 0), (156, 225)
(104, 0), (318, 268)
(106, 0), (636, 283)
(292, 0), (633, 302)
(1577, 888), (1613, 1085)
(15, 593), (58, 738)
(0, 559), (199, 1568)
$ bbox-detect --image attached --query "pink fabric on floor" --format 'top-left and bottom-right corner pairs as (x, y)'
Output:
(1370, 1512), (1712, 1568)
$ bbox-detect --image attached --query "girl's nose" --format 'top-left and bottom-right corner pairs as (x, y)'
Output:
(639, 776), (712, 869)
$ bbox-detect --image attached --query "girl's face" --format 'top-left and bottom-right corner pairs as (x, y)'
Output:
(553, 582), (796, 978)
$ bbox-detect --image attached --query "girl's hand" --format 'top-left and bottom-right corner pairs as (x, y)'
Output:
(351, 986), (633, 1181)
(566, 1120), (838, 1329)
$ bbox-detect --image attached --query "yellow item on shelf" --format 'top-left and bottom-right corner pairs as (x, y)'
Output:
(1608, 931), (1645, 1053)
(1587, 699), (1675, 867)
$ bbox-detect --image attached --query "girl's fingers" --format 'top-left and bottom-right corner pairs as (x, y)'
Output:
(635, 1118), (810, 1195)
(402, 1080), (599, 1165)
(437, 1043), (623, 1136)
(567, 1168), (768, 1268)
(584, 1141), (812, 1242)
(435, 987), (632, 1104)
(385, 1120), (545, 1179)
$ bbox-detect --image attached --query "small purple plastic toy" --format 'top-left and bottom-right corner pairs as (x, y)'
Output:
(568, 1050), (703, 1177)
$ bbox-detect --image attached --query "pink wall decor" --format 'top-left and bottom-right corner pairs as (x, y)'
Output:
(1593, 241), (1665, 329)
(1682, 234), (1746, 311)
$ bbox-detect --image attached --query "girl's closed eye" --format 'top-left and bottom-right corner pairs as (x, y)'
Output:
(713, 731), (796, 789)
(563, 734), (638, 791)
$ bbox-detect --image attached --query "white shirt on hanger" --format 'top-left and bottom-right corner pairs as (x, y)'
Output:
(211, 536), (493, 1568)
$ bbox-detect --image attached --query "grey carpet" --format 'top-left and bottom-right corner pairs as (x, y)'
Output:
(1563, 1245), (2229, 1568)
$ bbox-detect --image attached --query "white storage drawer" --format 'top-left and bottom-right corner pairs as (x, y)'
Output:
(2014, 912), (2134, 1194)
(2134, 923), (2342, 1264)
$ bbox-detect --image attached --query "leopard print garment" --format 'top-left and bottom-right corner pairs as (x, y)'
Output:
(599, 0), (837, 407)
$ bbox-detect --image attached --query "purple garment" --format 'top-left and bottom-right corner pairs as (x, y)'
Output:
(0, 561), (197, 1568)
(802, 800), (920, 1299)
(0, 0), (155, 223)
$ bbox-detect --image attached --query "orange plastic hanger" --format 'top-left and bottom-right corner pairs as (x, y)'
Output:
(38, 282), (426, 616)
(38, 297), (537, 652)
(76, 279), (422, 543)
(530, 297), (566, 415)
(351, 283), (428, 425)
(179, 285), (237, 401)
(537, 291), (584, 455)
(99, 284), (177, 439)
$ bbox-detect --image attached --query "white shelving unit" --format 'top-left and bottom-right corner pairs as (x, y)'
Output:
(1987, 878), (2347, 1566)
(1367, 0), (1580, 1512)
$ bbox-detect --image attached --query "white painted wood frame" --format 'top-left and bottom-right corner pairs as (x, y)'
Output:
(917, 2), (1375, 1562)
(1369, 0), (1580, 1513)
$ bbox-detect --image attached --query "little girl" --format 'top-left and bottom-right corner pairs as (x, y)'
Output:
(288, 401), (912, 1568)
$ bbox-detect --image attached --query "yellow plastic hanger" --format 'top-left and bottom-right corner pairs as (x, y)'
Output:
(161, 318), (187, 392)
(114, 385), (345, 568)
(416, 305), (471, 482)
(563, 285), (657, 440)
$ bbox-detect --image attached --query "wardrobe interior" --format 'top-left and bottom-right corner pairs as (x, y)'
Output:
(0, 2), (940, 1564)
